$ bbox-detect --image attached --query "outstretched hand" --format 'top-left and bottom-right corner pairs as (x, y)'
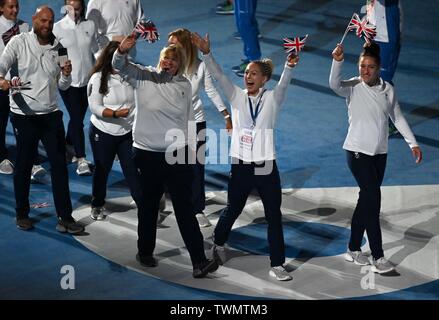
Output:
(412, 146), (423, 164)
(118, 33), (137, 54)
(332, 43), (344, 61)
(191, 32), (210, 55)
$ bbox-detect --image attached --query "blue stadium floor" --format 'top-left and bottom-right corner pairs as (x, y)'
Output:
(1, 0), (438, 304)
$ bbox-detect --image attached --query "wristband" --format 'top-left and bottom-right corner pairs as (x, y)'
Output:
(224, 114), (231, 119)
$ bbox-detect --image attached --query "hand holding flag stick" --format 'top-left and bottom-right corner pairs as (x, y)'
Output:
(8, 76), (37, 101)
(340, 13), (377, 44)
(10, 76), (32, 96)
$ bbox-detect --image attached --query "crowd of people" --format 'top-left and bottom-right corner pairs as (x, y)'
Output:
(0, 0), (422, 280)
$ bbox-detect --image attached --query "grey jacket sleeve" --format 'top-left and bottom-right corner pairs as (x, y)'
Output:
(112, 50), (172, 88)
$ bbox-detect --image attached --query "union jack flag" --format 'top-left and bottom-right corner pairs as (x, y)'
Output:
(133, 19), (159, 43)
(283, 34), (308, 54)
(2, 24), (19, 46)
(346, 13), (376, 44)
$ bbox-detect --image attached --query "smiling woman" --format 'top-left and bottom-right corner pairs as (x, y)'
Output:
(191, 31), (299, 281)
(112, 34), (219, 279)
(329, 41), (422, 274)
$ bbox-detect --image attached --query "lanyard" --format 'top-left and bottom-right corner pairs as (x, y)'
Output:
(248, 89), (266, 127)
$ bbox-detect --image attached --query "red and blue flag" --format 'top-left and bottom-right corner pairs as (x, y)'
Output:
(283, 34), (308, 54)
(133, 19), (159, 43)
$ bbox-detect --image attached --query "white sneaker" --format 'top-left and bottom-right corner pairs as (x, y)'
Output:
(196, 213), (211, 228)
(345, 249), (371, 266)
(90, 206), (105, 221)
(269, 266), (292, 281)
(371, 257), (394, 274)
(211, 244), (225, 265)
(31, 165), (46, 183)
(0, 159), (14, 174)
(76, 158), (92, 176)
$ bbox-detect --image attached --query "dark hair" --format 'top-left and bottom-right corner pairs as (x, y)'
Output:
(64, 0), (85, 20)
(89, 41), (120, 95)
(360, 41), (381, 65)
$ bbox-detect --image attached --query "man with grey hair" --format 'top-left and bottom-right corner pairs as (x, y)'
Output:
(0, 6), (84, 234)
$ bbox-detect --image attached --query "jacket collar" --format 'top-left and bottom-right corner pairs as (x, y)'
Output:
(0, 15), (16, 29)
(30, 29), (58, 48)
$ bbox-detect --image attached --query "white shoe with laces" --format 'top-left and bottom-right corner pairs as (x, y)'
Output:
(90, 206), (105, 221)
(211, 244), (225, 265)
(196, 213), (211, 228)
(371, 257), (394, 274)
(345, 249), (371, 265)
(0, 159), (14, 174)
(31, 164), (46, 183)
(269, 266), (292, 281)
(76, 158), (92, 176)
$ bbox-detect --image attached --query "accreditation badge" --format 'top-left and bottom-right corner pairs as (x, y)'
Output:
(239, 128), (256, 151)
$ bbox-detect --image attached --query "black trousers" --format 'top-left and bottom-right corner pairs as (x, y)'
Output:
(133, 146), (207, 266)
(59, 86), (88, 158)
(0, 90), (10, 161)
(89, 124), (142, 207)
(346, 151), (387, 260)
(213, 159), (286, 267)
(10, 111), (72, 219)
(193, 121), (206, 214)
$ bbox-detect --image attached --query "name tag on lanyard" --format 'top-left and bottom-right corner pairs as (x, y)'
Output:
(239, 90), (266, 150)
(239, 128), (256, 150)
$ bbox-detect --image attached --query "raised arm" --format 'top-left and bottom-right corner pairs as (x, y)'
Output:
(272, 53), (298, 105)
(191, 32), (239, 103)
(112, 34), (171, 86)
(329, 44), (351, 98)
(202, 62), (232, 130)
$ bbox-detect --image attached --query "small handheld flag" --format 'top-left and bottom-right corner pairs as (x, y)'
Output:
(340, 13), (376, 44)
(133, 19), (160, 43)
(283, 34), (308, 54)
(2, 23), (19, 45)
(9, 76), (32, 97)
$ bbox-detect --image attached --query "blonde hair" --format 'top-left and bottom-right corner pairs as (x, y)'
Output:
(156, 44), (186, 76)
(168, 28), (198, 75)
(251, 58), (274, 80)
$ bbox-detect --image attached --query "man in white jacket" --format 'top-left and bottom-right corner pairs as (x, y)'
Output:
(0, 5), (84, 234)
(0, 0), (47, 181)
